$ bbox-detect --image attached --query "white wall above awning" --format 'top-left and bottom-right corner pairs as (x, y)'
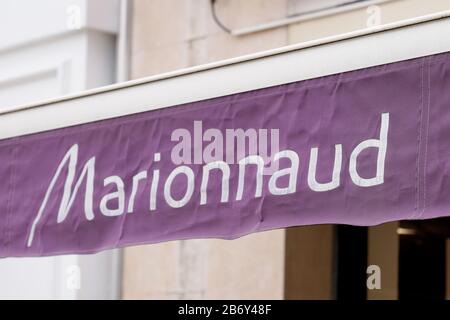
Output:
(0, 0), (119, 52)
(1, 10), (450, 140)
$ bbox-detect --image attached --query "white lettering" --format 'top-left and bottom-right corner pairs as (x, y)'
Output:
(268, 150), (299, 195)
(236, 155), (264, 201)
(100, 176), (125, 217)
(200, 161), (230, 205)
(350, 113), (389, 187)
(308, 144), (342, 192)
(164, 166), (195, 208)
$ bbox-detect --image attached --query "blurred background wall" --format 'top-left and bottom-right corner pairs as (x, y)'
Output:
(0, 0), (121, 299)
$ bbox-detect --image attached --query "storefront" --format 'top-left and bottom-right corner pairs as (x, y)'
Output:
(0, 0), (449, 300)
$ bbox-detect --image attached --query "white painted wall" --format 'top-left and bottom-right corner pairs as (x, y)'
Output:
(0, 0), (121, 299)
(0, 0), (118, 50)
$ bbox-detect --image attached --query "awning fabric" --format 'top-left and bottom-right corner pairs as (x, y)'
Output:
(1, 51), (450, 257)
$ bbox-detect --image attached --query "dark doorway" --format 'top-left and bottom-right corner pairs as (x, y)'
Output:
(335, 225), (368, 300)
(398, 217), (450, 300)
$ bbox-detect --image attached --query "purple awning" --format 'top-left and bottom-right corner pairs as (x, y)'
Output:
(1, 51), (450, 257)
